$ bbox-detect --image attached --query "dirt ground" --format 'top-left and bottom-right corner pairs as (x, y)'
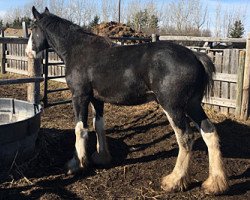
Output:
(0, 74), (249, 200)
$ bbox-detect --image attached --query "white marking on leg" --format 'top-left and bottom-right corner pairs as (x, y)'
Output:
(161, 110), (192, 192)
(92, 116), (111, 165)
(201, 126), (228, 194)
(91, 103), (96, 131)
(95, 117), (106, 152)
(75, 121), (88, 167)
(25, 33), (36, 58)
(67, 121), (88, 174)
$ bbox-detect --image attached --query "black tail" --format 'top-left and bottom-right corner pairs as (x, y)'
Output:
(193, 51), (215, 97)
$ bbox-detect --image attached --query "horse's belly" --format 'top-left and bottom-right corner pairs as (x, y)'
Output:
(93, 89), (155, 106)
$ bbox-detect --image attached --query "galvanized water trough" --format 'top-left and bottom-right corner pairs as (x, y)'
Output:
(0, 98), (42, 174)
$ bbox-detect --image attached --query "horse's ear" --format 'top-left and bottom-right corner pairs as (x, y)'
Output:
(32, 6), (41, 20)
(45, 7), (50, 14)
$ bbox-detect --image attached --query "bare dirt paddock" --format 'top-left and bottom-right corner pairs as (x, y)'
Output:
(0, 74), (249, 200)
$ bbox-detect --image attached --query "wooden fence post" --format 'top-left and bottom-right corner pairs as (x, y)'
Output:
(22, 21), (28, 38)
(241, 33), (250, 120)
(27, 56), (41, 104)
(0, 29), (6, 74)
(152, 34), (157, 42)
(236, 50), (245, 117)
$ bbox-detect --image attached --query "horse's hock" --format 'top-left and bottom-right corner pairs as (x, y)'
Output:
(0, 98), (42, 174)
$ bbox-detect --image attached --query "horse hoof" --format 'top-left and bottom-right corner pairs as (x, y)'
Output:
(202, 175), (228, 195)
(161, 172), (190, 192)
(66, 156), (88, 175)
(66, 157), (80, 175)
(91, 151), (111, 166)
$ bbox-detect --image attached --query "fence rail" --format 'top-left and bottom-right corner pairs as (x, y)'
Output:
(1, 31), (249, 119)
(159, 36), (246, 43)
(0, 77), (43, 85)
(203, 49), (245, 115)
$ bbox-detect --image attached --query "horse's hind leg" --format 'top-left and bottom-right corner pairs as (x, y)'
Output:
(161, 108), (194, 192)
(90, 98), (111, 165)
(187, 102), (228, 194)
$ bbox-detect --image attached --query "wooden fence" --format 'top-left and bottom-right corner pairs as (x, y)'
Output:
(0, 30), (249, 120)
(0, 26), (43, 104)
(203, 49), (244, 115)
(5, 43), (28, 75)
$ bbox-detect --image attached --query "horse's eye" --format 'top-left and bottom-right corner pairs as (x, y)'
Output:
(30, 21), (37, 30)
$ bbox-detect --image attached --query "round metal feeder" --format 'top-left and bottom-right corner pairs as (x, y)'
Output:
(0, 98), (42, 174)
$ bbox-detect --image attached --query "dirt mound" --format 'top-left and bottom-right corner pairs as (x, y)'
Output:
(92, 21), (148, 43)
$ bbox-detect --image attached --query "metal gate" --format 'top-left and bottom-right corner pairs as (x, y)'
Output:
(42, 49), (71, 108)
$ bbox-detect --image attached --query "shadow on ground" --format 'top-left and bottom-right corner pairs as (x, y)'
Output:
(193, 119), (250, 159)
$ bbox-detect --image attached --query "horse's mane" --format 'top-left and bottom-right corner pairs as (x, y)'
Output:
(39, 12), (113, 47)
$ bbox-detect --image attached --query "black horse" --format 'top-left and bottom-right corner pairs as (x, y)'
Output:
(26, 7), (228, 194)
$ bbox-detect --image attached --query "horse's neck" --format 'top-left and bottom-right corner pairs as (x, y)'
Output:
(46, 30), (109, 62)
(46, 31), (69, 61)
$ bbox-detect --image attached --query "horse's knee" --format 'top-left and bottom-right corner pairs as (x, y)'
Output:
(95, 116), (104, 133)
(75, 121), (88, 143)
(181, 132), (194, 151)
(175, 120), (195, 151)
(177, 122), (195, 151)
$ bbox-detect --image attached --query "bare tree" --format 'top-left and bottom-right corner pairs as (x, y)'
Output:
(162, 0), (210, 36)
(214, 2), (222, 37)
(125, 0), (159, 25)
(21, 0), (48, 20)
(49, 0), (65, 17)
(30, 0), (47, 11)
(159, 2), (172, 33)
(214, 1), (247, 38)
(3, 7), (22, 25)
(65, 0), (98, 26)
(101, 0), (112, 22)
(191, 0), (208, 31)
(172, 0), (188, 32)
(125, 0), (142, 23)
(100, 0), (118, 22)
(111, 0), (121, 22)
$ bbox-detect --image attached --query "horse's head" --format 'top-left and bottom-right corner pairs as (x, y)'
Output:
(25, 6), (50, 58)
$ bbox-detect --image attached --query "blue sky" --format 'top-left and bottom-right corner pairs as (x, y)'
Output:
(0, 0), (27, 14)
(0, 0), (249, 36)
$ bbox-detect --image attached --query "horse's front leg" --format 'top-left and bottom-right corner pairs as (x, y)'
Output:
(67, 95), (90, 174)
(91, 99), (111, 166)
